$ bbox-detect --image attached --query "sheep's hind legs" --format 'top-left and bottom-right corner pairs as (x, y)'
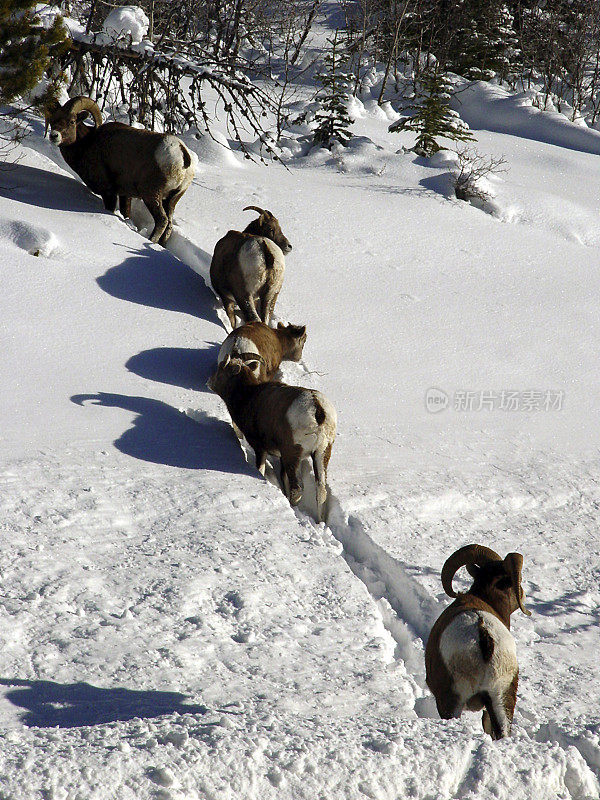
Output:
(481, 692), (510, 740)
(235, 295), (261, 324)
(159, 188), (186, 245)
(144, 196), (170, 244)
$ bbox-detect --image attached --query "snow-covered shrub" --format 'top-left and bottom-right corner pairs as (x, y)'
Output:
(102, 6), (149, 45)
(452, 147), (507, 203)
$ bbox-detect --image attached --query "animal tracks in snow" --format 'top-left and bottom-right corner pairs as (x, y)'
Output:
(161, 209), (600, 798)
(169, 219), (443, 716)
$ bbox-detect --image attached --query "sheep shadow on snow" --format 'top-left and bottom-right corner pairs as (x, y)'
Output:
(126, 343), (221, 394)
(0, 163), (103, 213)
(70, 392), (254, 475)
(97, 242), (218, 322)
(0, 678), (207, 728)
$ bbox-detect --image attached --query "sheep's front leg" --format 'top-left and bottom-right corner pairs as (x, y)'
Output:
(216, 293), (237, 330)
(119, 195), (131, 218)
(255, 448), (267, 476)
(102, 193), (118, 213)
(281, 445), (303, 506)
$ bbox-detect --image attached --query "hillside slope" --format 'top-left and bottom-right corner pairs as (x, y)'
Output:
(0, 75), (599, 798)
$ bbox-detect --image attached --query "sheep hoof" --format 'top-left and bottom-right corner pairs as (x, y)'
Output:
(289, 488), (302, 506)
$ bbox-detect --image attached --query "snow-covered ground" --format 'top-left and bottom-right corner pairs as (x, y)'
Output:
(1, 32), (600, 800)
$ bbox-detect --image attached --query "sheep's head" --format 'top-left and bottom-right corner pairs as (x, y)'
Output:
(46, 96), (102, 146)
(441, 544), (531, 617)
(208, 356), (263, 395)
(278, 322), (307, 361)
(243, 206), (292, 254)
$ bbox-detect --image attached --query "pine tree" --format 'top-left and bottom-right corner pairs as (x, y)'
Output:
(449, 0), (520, 82)
(391, 71), (476, 157)
(0, 0), (67, 108)
(313, 31), (353, 149)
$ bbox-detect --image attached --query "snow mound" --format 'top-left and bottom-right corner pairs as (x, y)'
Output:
(306, 135), (394, 175)
(454, 81), (600, 156)
(181, 129), (243, 169)
(0, 218), (60, 257)
(102, 6), (149, 45)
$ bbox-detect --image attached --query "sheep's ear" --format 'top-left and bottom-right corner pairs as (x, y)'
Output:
(299, 325), (306, 335)
(277, 322), (284, 329)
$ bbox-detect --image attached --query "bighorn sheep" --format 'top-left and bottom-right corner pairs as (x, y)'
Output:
(425, 544), (531, 740)
(210, 206), (292, 329)
(208, 358), (336, 521)
(46, 96), (196, 245)
(217, 321), (307, 382)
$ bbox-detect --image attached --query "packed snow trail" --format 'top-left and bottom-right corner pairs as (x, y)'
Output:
(160, 172), (600, 796)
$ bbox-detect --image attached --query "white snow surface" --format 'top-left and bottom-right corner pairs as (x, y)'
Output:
(1, 62), (600, 800)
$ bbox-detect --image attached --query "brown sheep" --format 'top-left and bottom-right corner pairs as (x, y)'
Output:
(208, 358), (336, 521)
(46, 96), (196, 245)
(425, 544), (531, 740)
(217, 321), (307, 382)
(210, 206), (292, 329)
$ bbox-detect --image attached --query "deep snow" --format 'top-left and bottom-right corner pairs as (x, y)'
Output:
(0, 36), (600, 800)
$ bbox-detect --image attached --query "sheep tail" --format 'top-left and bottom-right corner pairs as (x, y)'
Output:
(180, 143), (192, 169)
(261, 240), (275, 270)
(314, 399), (326, 426)
(478, 617), (494, 662)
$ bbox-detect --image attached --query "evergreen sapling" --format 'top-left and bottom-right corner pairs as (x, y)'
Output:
(313, 31), (353, 149)
(390, 71), (475, 157)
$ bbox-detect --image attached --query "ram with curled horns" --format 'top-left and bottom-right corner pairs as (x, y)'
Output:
(46, 96), (196, 245)
(425, 544), (531, 740)
(210, 206), (292, 330)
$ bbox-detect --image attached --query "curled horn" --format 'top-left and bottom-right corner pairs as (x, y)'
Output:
(237, 352), (265, 365)
(504, 552), (531, 616)
(62, 96), (103, 128)
(243, 205), (266, 215)
(441, 544), (502, 598)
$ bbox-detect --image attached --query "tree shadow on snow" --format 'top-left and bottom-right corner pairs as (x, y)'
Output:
(97, 242), (218, 321)
(126, 343), (221, 393)
(418, 173), (455, 199)
(0, 678), (207, 728)
(71, 392), (253, 475)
